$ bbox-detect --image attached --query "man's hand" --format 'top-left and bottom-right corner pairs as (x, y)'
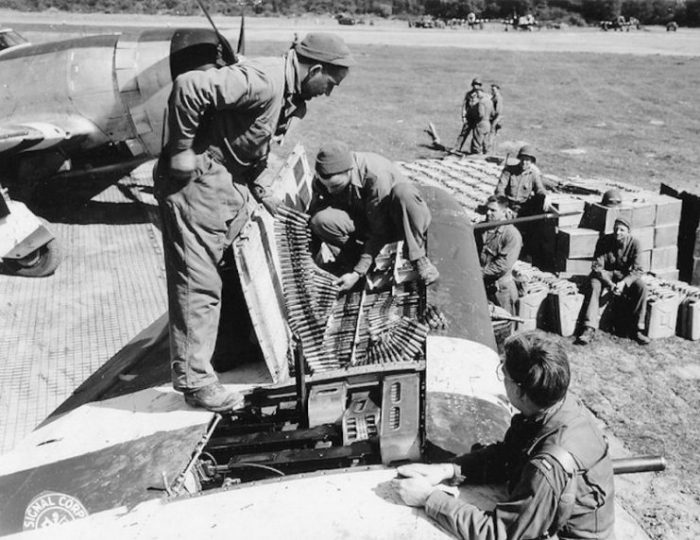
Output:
(335, 271), (361, 292)
(391, 475), (436, 507)
(169, 148), (196, 181)
(396, 463), (454, 486)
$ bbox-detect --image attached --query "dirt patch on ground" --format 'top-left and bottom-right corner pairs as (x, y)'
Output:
(564, 332), (700, 539)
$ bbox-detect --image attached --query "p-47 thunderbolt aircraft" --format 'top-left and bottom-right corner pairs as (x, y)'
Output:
(0, 11), (240, 277)
(0, 147), (658, 539)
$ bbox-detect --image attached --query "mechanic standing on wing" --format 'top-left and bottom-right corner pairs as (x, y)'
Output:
(392, 331), (615, 540)
(309, 141), (439, 291)
(155, 33), (355, 412)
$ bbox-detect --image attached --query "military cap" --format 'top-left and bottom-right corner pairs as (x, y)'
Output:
(316, 141), (354, 177)
(517, 144), (537, 163)
(471, 77), (483, 86)
(614, 216), (632, 230)
(295, 33), (356, 67)
(601, 189), (622, 207)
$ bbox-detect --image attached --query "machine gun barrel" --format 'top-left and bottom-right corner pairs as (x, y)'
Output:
(473, 211), (580, 230)
(612, 455), (666, 475)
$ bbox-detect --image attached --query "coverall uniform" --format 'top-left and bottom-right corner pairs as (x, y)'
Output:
(495, 163), (547, 266)
(425, 395), (615, 539)
(582, 233), (648, 335)
(460, 90), (492, 155)
(155, 52), (306, 393)
(476, 224), (522, 315)
(309, 152), (431, 276)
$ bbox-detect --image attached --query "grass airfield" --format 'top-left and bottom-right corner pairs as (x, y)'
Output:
(1, 10), (699, 539)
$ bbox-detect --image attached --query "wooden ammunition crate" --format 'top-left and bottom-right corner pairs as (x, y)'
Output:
(638, 250), (651, 272)
(630, 201), (657, 229)
(581, 202), (634, 233)
(654, 194), (682, 226)
(556, 257), (594, 277)
(651, 246), (678, 272)
(557, 228), (600, 259)
(551, 196), (585, 229)
(654, 223), (679, 248)
(635, 226), (654, 252)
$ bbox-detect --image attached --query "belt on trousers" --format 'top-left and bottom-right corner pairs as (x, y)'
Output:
(205, 145), (266, 184)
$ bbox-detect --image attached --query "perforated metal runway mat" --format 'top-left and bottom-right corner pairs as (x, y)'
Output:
(0, 162), (166, 454)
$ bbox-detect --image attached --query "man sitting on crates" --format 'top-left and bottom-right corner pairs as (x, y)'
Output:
(308, 141), (439, 291)
(576, 200), (650, 345)
(476, 195), (522, 315)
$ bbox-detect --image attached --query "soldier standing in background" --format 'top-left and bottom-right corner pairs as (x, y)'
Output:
(456, 77), (491, 154)
(476, 195), (522, 315)
(488, 83), (503, 152)
(494, 145), (549, 267)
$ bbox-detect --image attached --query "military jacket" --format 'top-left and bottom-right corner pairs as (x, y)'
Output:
(424, 395), (615, 540)
(167, 52), (304, 182)
(591, 234), (644, 287)
(476, 225), (522, 285)
(495, 164), (546, 209)
(309, 152), (408, 275)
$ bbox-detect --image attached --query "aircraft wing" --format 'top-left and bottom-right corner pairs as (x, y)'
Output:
(0, 119), (94, 155)
(0, 386), (216, 536)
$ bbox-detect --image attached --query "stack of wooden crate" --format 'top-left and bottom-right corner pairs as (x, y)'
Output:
(551, 191), (682, 280)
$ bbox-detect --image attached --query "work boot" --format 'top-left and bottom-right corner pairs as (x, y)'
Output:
(632, 330), (651, 345)
(184, 382), (244, 413)
(575, 326), (595, 345)
(414, 256), (440, 286)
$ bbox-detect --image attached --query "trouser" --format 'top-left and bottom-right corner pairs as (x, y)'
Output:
(582, 276), (648, 332)
(486, 277), (518, 315)
(155, 153), (252, 392)
(309, 182), (431, 265)
(458, 122), (490, 154)
(486, 122), (501, 153)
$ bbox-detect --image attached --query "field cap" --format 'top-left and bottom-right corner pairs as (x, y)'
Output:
(471, 77), (482, 86)
(601, 189), (622, 207)
(316, 141), (354, 177)
(614, 216), (632, 230)
(296, 33), (356, 67)
(517, 144), (536, 163)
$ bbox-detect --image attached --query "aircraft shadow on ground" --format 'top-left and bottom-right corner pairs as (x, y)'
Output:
(30, 171), (159, 227)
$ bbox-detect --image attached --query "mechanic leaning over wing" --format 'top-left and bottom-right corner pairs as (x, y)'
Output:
(392, 330), (615, 540)
(154, 33), (355, 412)
(308, 141), (439, 291)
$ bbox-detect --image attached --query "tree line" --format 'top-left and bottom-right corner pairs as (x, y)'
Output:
(1, 0), (697, 27)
